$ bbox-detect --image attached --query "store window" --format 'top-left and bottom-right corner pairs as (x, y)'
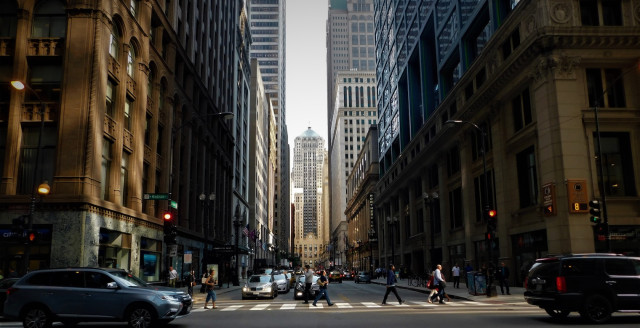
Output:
(140, 237), (162, 282)
(98, 229), (131, 270)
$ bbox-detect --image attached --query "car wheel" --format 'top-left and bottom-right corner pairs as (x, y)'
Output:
(23, 306), (52, 328)
(127, 305), (155, 328)
(580, 294), (612, 324)
(544, 308), (570, 318)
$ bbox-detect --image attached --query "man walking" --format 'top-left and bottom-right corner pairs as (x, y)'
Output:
(312, 270), (334, 307)
(168, 266), (178, 287)
(451, 263), (461, 288)
(432, 264), (446, 304)
(303, 265), (314, 304)
(382, 264), (405, 305)
(497, 261), (510, 295)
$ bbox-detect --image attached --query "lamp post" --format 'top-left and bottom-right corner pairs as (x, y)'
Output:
(11, 80), (51, 274)
(233, 205), (244, 286)
(445, 119), (494, 296)
(199, 192), (215, 276)
(386, 216), (398, 266)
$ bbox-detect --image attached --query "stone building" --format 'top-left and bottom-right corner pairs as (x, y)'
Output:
(373, 0), (640, 286)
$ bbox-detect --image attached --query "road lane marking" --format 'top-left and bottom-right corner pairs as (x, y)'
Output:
(280, 303), (296, 310)
(336, 302), (352, 308)
(221, 305), (243, 311)
(412, 301), (436, 307)
(250, 304), (270, 311)
(362, 302), (381, 308)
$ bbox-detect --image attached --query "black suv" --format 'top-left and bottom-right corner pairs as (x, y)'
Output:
(524, 254), (640, 323)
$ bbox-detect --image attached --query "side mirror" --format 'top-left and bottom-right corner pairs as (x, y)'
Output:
(107, 282), (118, 289)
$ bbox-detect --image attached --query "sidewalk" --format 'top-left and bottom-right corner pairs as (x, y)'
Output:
(369, 277), (525, 303)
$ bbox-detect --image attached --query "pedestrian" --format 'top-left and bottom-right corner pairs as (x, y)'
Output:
(302, 264), (314, 304)
(432, 264), (446, 304)
(381, 264), (405, 305)
(451, 263), (461, 288)
(168, 266), (178, 287)
(427, 270), (438, 303)
(203, 269), (217, 309)
(497, 261), (511, 295)
(312, 270), (334, 307)
(187, 270), (196, 296)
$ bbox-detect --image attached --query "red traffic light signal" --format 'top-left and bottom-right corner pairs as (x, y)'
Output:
(25, 230), (38, 244)
(487, 209), (497, 218)
(163, 212), (173, 221)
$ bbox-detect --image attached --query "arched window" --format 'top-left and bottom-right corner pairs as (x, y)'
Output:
(0, 1), (17, 37)
(32, 0), (66, 38)
(127, 46), (136, 77)
(109, 23), (121, 59)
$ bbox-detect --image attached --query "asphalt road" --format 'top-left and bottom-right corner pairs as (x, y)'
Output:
(1, 281), (639, 327)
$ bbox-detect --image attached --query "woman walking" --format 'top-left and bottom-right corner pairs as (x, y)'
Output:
(203, 269), (217, 309)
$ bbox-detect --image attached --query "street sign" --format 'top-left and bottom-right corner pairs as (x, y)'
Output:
(143, 193), (171, 200)
(567, 180), (588, 213)
(184, 251), (192, 264)
(168, 244), (178, 257)
(213, 246), (235, 254)
(170, 200), (178, 209)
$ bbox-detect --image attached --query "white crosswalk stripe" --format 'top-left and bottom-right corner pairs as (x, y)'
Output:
(311, 303), (323, 308)
(280, 303), (296, 310)
(221, 305), (243, 311)
(250, 304), (269, 311)
(362, 302), (381, 308)
(412, 301), (437, 307)
(336, 302), (352, 308)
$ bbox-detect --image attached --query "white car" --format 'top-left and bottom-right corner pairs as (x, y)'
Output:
(242, 274), (278, 299)
(272, 273), (290, 293)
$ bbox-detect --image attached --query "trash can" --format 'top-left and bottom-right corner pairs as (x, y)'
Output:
(467, 271), (487, 295)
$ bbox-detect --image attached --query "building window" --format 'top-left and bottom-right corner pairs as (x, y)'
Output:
(127, 47), (136, 77)
(124, 97), (132, 131)
(144, 113), (151, 146)
(101, 138), (113, 200)
(473, 170), (495, 223)
(595, 132), (636, 196)
(447, 146), (461, 177)
(31, 0), (67, 38)
(129, 0), (139, 17)
(586, 68), (626, 108)
(512, 88), (532, 132)
(106, 79), (116, 117)
(0, 1), (17, 37)
(429, 164), (439, 188)
(17, 126), (57, 195)
(109, 24), (121, 59)
(121, 151), (130, 206)
(449, 187), (463, 230)
(580, 0), (622, 26)
(516, 146), (538, 208)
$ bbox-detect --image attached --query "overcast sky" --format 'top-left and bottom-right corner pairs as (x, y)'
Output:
(285, 0), (329, 147)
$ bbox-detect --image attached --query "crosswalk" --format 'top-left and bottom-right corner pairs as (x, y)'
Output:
(192, 300), (534, 312)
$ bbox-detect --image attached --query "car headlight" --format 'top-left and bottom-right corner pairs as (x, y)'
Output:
(265, 286), (272, 292)
(242, 286), (249, 292)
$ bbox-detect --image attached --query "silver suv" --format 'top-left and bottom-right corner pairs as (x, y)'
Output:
(4, 267), (191, 328)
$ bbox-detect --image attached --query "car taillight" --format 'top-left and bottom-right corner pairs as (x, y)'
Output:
(556, 276), (566, 293)
(524, 278), (528, 290)
(7, 287), (18, 296)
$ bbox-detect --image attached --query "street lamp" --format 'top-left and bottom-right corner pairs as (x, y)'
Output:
(386, 216), (398, 266)
(445, 119), (494, 296)
(11, 80), (49, 274)
(233, 204), (245, 286)
(199, 192), (215, 276)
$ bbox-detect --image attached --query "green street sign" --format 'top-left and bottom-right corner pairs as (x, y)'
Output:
(170, 200), (178, 209)
(143, 193), (171, 200)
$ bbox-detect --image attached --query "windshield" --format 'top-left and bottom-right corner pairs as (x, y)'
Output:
(249, 275), (272, 283)
(274, 274), (286, 280)
(298, 275), (318, 284)
(108, 270), (148, 287)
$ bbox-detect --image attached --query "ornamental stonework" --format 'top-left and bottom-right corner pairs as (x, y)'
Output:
(550, 1), (572, 25)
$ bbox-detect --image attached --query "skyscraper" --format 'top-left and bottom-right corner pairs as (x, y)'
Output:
(292, 127), (326, 267)
(248, 0), (290, 265)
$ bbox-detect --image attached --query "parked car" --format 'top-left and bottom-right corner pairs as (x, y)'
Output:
(272, 273), (290, 293)
(524, 253), (640, 323)
(242, 274), (278, 299)
(343, 271), (353, 280)
(3, 267), (190, 328)
(288, 272), (298, 288)
(293, 275), (322, 300)
(355, 271), (371, 284)
(0, 278), (19, 315)
(328, 271), (343, 283)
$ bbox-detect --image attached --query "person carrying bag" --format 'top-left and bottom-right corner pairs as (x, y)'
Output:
(203, 269), (217, 309)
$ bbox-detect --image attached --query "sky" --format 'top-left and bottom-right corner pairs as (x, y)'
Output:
(285, 0), (329, 147)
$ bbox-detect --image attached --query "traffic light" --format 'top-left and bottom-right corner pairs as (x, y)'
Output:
(589, 199), (601, 224)
(485, 207), (497, 232)
(25, 230), (38, 244)
(162, 210), (177, 244)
